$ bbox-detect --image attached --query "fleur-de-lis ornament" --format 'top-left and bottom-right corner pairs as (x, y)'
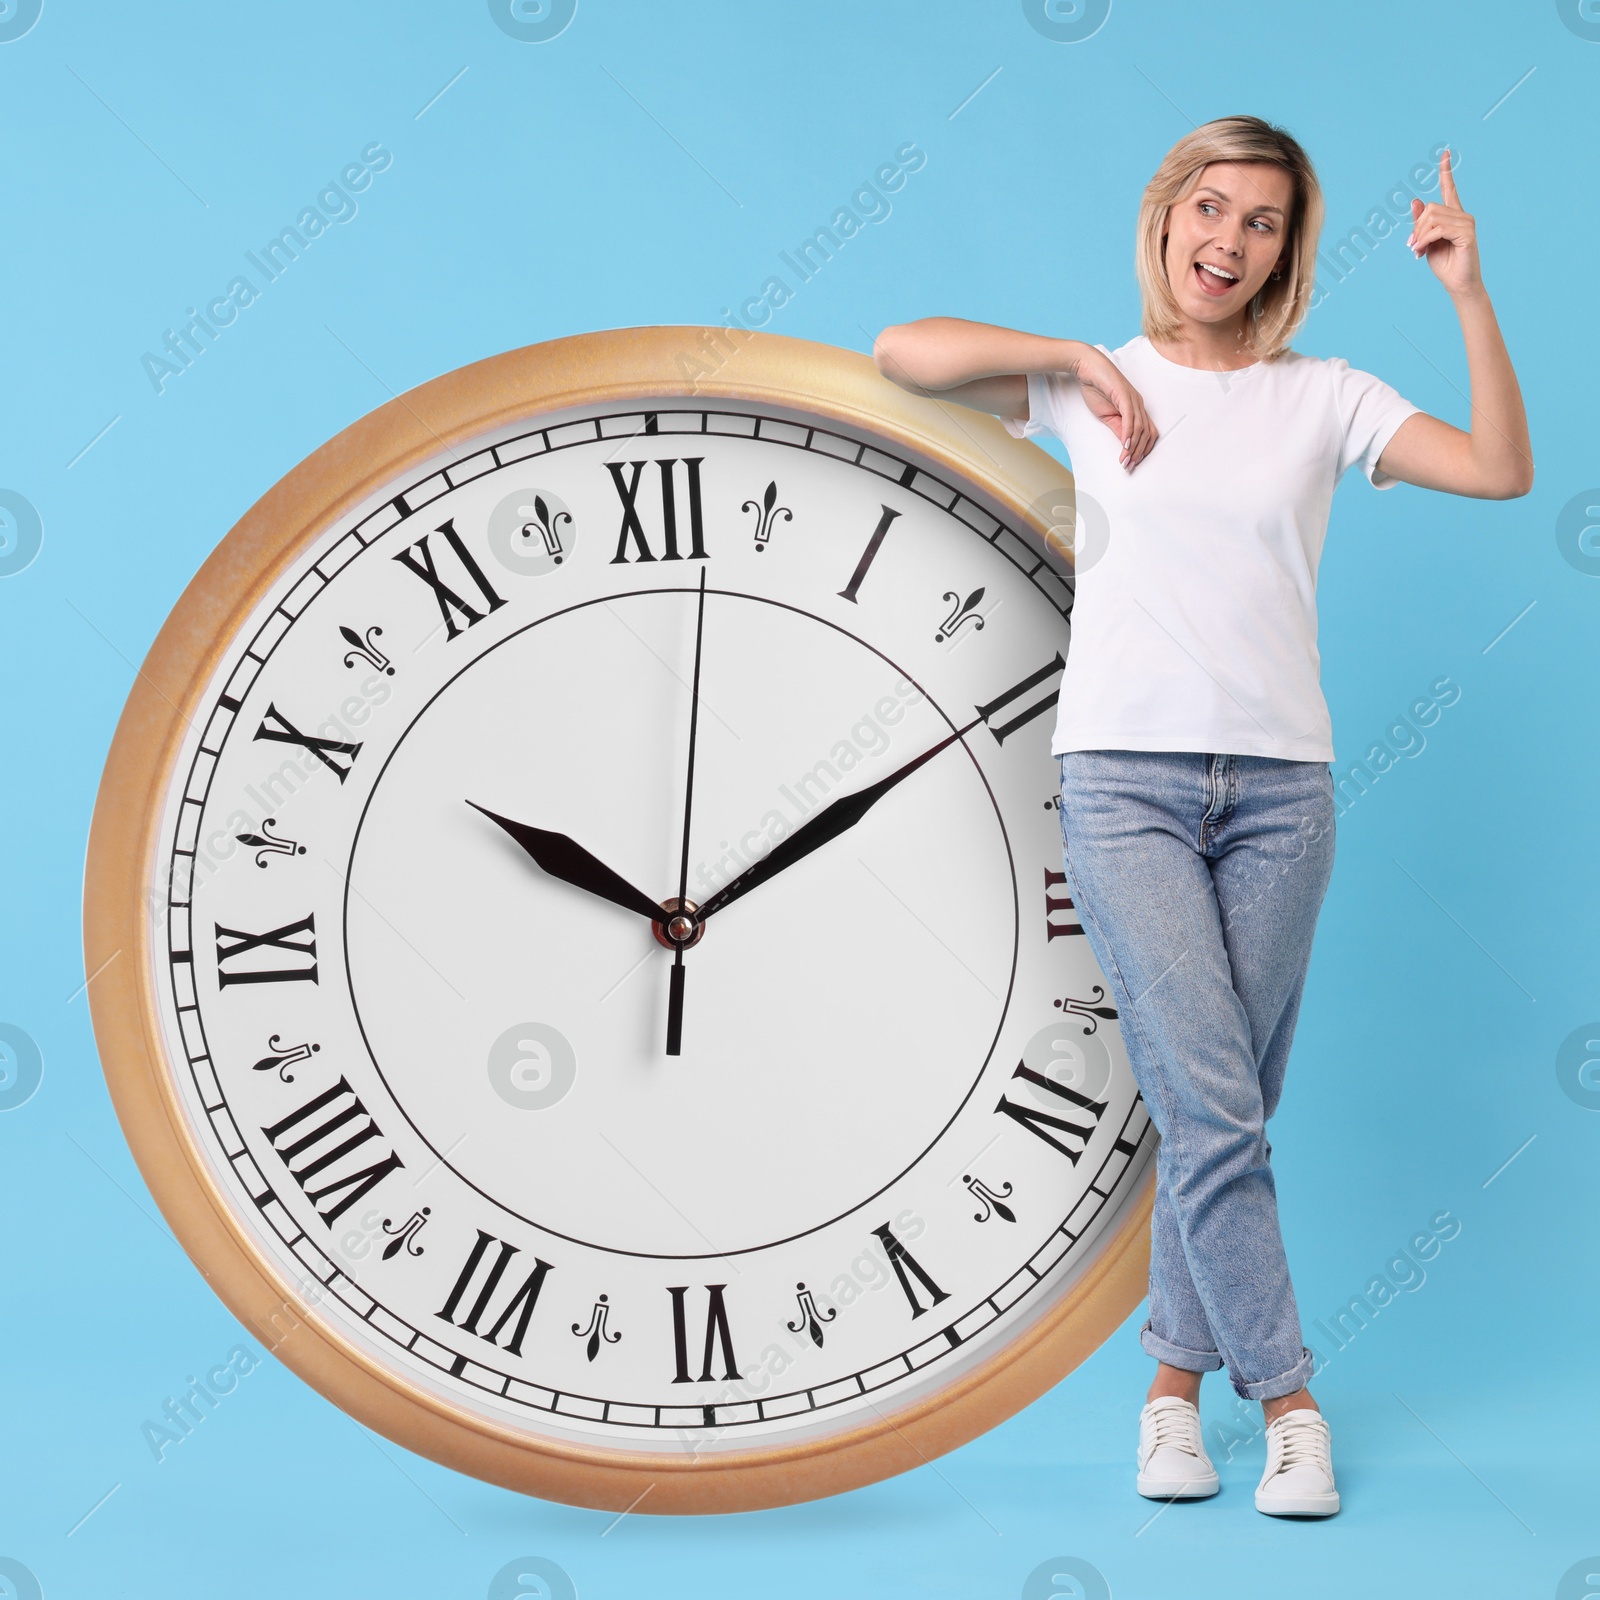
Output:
(743, 480), (793, 551)
(785, 1281), (838, 1349)
(520, 494), (573, 563)
(572, 1294), (622, 1362)
(963, 1173), (1017, 1224)
(251, 1035), (319, 1083)
(235, 817), (306, 869)
(935, 587), (985, 643)
(340, 624), (394, 675)
(381, 1208), (431, 1260)
(1053, 985), (1120, 1032)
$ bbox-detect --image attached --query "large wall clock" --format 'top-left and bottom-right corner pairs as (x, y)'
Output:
(85, 328), (1154, 1512)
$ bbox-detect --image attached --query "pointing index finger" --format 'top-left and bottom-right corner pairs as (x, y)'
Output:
(1437, 146), (1460, 208)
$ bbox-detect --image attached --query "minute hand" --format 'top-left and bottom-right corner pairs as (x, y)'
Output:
(695, 715), (981, 923)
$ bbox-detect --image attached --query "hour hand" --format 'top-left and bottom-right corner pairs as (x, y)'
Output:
(468, 802), (663, 923)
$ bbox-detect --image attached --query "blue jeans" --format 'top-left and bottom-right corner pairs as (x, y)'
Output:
(1056, 750), (1336, 1401)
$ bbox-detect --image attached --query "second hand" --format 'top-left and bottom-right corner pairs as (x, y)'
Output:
(666, 569), (708, 1056)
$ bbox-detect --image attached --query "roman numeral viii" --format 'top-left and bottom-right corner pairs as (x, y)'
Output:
(436, 1230), (554, 1359)
(975, 652), (1066, 745)
(261, 1076), (404, 1224)
(994, 1062), (1108, 1164)
(394, 517), (506, 640)
(607, 458), (708, 563)
(214, 914), (317, 987)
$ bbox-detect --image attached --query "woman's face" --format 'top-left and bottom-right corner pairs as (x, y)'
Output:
(1162, 160), (1295, 330)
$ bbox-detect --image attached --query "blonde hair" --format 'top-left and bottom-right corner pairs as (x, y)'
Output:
(1136, 115), (1324, 362)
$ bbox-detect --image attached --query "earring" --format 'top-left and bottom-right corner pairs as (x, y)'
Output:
(1269, 267), (1285, 281)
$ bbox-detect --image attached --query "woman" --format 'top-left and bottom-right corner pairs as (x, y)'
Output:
(875, 115), (1529, 1518)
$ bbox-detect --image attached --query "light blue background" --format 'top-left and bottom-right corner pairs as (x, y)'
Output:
(2, 2), (1595, 1596)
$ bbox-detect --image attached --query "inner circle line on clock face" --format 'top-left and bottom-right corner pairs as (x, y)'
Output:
(340, 584), (1021, 1260)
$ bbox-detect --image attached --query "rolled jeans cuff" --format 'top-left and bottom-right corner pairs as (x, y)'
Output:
(1230, 1346), (1314, 1402)
(1140, 1321), (1223, 1373)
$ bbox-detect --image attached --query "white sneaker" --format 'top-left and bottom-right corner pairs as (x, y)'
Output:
(1255, 1408), (1340, 1517)
(1136, 1396), (1220, 1499)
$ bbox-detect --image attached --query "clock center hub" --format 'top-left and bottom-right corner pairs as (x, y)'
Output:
(652, 897), (704, 950)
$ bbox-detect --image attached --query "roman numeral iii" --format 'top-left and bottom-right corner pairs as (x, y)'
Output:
(1044, 867), (1084, 939)
(393, 517), (506, 640)
(607, 458), (708, 563)
(260, 1076), (404, 1224)
(436, 1230), (555, 1359)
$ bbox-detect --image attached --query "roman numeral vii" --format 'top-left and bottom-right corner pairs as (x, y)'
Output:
(436, 1230), (554, 1359)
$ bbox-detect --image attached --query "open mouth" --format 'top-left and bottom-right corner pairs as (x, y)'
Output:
(1193, 260), (1240, 297)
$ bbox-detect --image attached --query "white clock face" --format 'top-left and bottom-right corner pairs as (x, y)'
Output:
(151, 399), (1152, 1455)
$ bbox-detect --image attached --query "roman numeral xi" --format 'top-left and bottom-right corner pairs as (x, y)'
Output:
(393, 518), (506, 641)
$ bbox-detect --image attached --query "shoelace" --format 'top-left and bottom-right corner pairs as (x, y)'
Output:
(1143, 1400), (1203, 1460)
(1268, 1412), (1330, 1473)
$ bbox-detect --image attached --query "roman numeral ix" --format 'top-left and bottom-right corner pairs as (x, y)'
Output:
(607, 458), (708, 563)
(214, 914), (318, 988)
(436, 1230), (554, 1359)
(261, 1076), (404, 1225)
(393, 517), (506, 641)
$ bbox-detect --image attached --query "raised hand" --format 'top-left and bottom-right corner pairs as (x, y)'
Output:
(1407, 148), (1481, 298)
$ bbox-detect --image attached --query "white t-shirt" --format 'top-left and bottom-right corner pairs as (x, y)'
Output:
(1003, 334), (1420, 762)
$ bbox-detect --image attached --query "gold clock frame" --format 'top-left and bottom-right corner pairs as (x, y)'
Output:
(84, 327), (1154, 1514)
